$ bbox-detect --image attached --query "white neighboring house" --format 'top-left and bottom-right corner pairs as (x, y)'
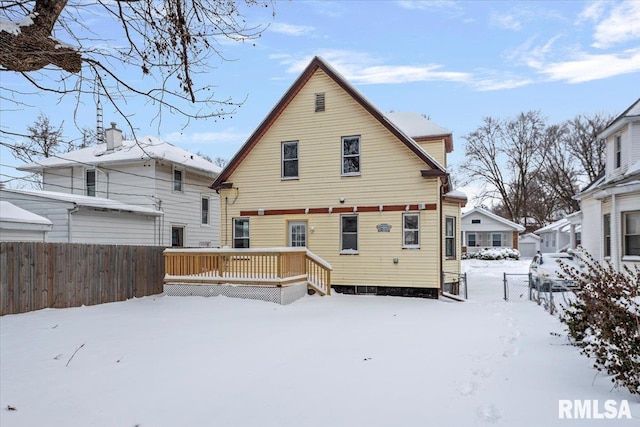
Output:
(576, 98), (640, 269)
(534, 218), (572, 253)
(15, 123), (222, 247)
(0, 189), (161, 244)
(461, 207), (525, 254)
(0, 200), (52, 242)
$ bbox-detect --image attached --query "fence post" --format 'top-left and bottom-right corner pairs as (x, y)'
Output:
(503, 272), (508, 301)
(464, 272), (468, 299)
(549, 286), (554, 315)
(528, 272), (532, 301)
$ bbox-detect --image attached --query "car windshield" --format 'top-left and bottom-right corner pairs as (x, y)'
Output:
(546, 254), (573, 260)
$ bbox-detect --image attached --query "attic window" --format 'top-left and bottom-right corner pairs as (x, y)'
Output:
(315, 93), (325, 112)
(471, 219), (481, 224)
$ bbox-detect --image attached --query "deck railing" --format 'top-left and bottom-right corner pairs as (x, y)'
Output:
(164, 248), (331, 296)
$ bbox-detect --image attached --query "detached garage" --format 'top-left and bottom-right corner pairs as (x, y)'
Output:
(0, 201), (52, 242)
(518, 233), (540, 258)
(0, 189), (163, 245)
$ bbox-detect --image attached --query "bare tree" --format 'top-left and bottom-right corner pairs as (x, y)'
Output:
(11, 113), (68, 163)
(536, 124), (581, 215)
(462, 111), (548, 224)
(214, 156), (228, 168)
(563, 113), (613, 183)
(0, 0), (273, 133)
(10, 113), (75, 188)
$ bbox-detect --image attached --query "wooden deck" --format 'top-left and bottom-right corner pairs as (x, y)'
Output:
(164, 248), (332, 296)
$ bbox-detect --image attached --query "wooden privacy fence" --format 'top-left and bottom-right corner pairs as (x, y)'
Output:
(0, 242), (165, 315)
(164, 247), (332, 296)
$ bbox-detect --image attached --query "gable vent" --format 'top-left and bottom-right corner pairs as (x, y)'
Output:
(315, 93), (325, 112)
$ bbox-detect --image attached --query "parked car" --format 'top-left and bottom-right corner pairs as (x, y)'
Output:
(529, 252), (581, 292)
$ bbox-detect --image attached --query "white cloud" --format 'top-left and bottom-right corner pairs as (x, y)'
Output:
(395, 0), (458, 11)
(473, 77), (534, 91)
(273, 50), (472, 85)
(272, 50), (538, 92)
(541, 48), (640, 83)
(269, 22), (314, 37)
(576, 1), (607, 23)
(591, 1), (640, 48)
(490, 12), (523, 31)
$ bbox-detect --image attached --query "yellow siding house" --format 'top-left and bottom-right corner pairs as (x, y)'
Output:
(212, 57), (466, 298)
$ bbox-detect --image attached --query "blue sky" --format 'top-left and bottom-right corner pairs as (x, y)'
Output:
(1, 0), (640, 194)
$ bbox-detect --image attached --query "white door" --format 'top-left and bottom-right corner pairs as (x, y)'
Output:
(289, 221), (307, 247)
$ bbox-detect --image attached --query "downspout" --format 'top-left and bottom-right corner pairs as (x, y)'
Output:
(225, 196), (229, 247)
(68, 205), (79, 242)
(438, 178), (444, 295)
(611, 193), (619, 270)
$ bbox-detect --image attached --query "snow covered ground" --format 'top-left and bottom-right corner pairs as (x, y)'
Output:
(1, 259), (638, 426)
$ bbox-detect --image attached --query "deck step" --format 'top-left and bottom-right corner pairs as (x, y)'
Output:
(441, 292), (465, 302)
(307, 282), (328, 296)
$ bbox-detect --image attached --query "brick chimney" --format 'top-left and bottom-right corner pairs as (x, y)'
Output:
(105, 122), (122, 151)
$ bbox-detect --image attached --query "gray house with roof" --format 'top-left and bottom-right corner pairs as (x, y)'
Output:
(8, 124), (221, 247)
(461, 207), (525, 254)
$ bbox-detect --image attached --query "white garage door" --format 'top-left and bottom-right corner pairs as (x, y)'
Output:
(519, 242), (537, 258)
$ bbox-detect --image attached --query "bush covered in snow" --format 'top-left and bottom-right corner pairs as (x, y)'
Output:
(464, 248), (520, 260)
(559, 251), (640, 395)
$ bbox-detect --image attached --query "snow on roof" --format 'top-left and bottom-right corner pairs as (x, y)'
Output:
(18, 136), (221, 176)
(445, 189), (467, 200)
(461, 206), (525, 232)
(385, 112), (450, 138)
(2, 189), (162, 216)
(519, 232), (540, 241)
(534, 218), (569, 234)
(0, 201), (52, 226)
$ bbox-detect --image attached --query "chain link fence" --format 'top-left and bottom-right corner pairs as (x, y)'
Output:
(502, 273), (531, 303)
(503, 272), (577, 316)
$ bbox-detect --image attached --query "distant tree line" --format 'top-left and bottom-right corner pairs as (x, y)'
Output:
(461, 111), (612, 229)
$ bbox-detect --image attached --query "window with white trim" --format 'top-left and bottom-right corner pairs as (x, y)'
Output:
(173, 167), (184, 193)
(623, 211), (640, 256)
(171, 226), (184, 247)
(201, 196), (210, 225)
(471, 219), (481, 224)
(467, 233), (477, 247)
(340, 215), (358, 253)
(615, 135), (622, 169)
(233, 218), (250, 248)
(282, 141), (299, 179)
(86, 169), (96, 197)
(492, 233), (502, 247)
(403, 213), (420, 248)
(341, 136), (360, 175)
(445, 216), (456, 258)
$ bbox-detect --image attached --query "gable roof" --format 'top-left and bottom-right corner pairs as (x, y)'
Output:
(18, 136), (221, 177)
(1, 188), (163, 216)
(212, 56), (448, 190)
(461, 206), (525, 232)
(598, 97), (640, 140)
